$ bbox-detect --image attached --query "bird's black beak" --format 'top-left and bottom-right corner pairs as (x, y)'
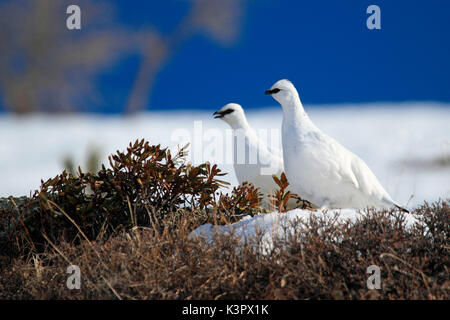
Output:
(213, 111), (223, 119)
(264, 90), (273, 95)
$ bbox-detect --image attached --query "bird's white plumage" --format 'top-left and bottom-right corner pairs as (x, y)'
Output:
(213, 103), (287, 207)
(267, 79), (406, 211)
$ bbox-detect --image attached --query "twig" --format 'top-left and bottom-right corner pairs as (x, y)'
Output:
(380, 252), (431, 292)
(101, 276), (122, 300)
(41, 233), (72, 266)
(46, 199), (112, 272)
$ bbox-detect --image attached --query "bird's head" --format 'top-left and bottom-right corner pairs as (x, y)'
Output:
(213, 103), (248, 129)
(265, 79), (300, 106)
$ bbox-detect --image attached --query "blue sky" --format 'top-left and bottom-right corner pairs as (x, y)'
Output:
(3, 0), (450, 113)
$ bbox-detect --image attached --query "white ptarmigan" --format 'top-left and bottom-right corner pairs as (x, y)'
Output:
(213, 103), (292, 208)
(265, 79), (408, 212)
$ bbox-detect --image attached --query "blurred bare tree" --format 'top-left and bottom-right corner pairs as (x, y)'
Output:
(126, 0), (248, 113)
(0, 0), (248, 114)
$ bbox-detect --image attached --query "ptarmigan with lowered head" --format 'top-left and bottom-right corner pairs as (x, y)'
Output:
(213, 103), (289, 207)
(265, 79), (408, 212)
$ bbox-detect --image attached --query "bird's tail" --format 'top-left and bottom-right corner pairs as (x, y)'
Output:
(394, 204), (410, 213)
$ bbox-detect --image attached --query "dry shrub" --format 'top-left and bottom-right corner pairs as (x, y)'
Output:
(215, 182), (262, 222)
(0, 139), (260, 261)
(269, 173), (315, 212)
(0, 201), (448, 300)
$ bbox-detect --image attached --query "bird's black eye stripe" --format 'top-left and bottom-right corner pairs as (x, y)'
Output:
(271, 88), (281, 94)
(221, 109), (234, 115)
(265, 88), (281, 95)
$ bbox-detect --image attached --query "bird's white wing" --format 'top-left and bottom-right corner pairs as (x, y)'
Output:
(266, 143), (284, 162)
(306, 131), (360, 189)
(247, 130), (284, 172)
(350, 154), (393, 203)
(258, 144), (284, 177)
(302, 130), (395, 208)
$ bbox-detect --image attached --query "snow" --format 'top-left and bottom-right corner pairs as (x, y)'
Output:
(0, 103), (449, 208)
(189, 208), (421, 254)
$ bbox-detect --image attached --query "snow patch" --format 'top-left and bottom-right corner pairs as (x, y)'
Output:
(189, 208), (421, 254)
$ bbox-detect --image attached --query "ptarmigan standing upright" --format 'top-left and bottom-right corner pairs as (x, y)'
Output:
(213, 103), (294, 208)
(265, 79), (408, 212)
